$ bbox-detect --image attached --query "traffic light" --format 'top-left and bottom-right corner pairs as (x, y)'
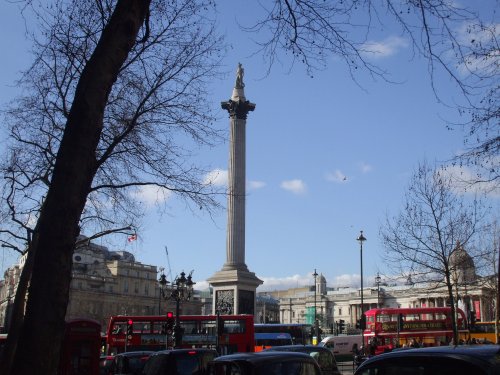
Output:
(338, 319), (345, 334)
(127, 319), (133, 336)
(166, 311), (175, 334)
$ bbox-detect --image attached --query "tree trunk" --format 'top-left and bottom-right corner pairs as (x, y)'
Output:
(496, 243), (500, 344)
(10, 1), (150, 374)
(0, 239), (36, 375)
(445, 274), (459, 345)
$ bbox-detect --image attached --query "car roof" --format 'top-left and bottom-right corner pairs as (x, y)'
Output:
(213, 351), (315, 364)
(264, 345), (331, 353)
(356, 345), (500, 373)
(151, 348), (218, 356)
(114, 351), (155, 357)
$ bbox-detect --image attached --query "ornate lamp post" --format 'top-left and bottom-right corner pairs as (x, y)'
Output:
(375, 272), (381, 308)
(158, 268), (167, 314)
(158, 270), (195, 348)
(357, 231), (367, 344)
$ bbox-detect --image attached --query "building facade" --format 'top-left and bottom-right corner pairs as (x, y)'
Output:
(0, 237), (202, 333)
(1, 239), (495, 336)
(261, 245), (496, 335)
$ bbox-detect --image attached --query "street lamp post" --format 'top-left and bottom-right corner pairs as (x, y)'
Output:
(313, 269), (319, 342)
(158, 270), (195, 348)
(357, 231), (367, 344)
(375, 272), (381, 308)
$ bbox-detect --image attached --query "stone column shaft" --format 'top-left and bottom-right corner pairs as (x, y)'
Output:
(226, 116), (246, 269)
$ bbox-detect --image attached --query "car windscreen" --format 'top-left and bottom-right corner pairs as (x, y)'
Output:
(125, 356), (150, 373)
(144, 352), (217, 375)
(258, 360), (320, 375)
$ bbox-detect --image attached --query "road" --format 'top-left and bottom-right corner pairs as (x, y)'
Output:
(337, 361), (355, 375)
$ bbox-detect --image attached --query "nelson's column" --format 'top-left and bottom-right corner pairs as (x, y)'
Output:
(208, 64), (263, 315)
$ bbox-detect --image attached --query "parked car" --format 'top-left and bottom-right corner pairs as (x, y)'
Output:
(208, 351), (322, 375)
(99, 355), (115, 375)
(142, 348), (218, 375)
(263, 344), (341, 375)
(354, 345), (500, 375)
(111, 351), (154, 375)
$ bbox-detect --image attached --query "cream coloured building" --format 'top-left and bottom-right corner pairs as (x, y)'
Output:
(0, 237), (202, 333)
(261, 246), (496, 335)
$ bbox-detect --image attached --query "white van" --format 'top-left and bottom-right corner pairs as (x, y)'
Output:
(319, 335), (362, 361)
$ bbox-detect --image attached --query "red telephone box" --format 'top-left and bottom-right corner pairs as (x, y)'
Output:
(59, 318), (101, 375)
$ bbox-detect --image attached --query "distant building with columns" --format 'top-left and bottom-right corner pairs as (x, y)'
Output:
(260, 245), (495, 335)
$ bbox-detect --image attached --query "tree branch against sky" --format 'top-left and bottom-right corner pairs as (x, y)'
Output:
(1, 0), (226, 253)
(247, 0), (498, 186)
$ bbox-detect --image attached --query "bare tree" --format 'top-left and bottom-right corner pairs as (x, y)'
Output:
(380, 161), (486, 344)
(0, 0), (226, 373)
(473, 220), (500, 342)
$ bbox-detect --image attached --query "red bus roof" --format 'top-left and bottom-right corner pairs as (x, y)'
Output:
(108, 314), (254, 322)
(364, 307), (465, 316)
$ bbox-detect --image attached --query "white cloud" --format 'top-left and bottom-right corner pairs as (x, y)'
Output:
(358, 162), (373, 173)
(332, 274), (360, 288)
(361, 36), (408, 59)
(131, 185), (172, 207)
(440, 164), (500, 197)
(456, 22), (499, 76)
(195, 273), (403, 293)
(203, 169), (228, 186)
(248, 180), (266, 190)
(281, 179), (307, 194)
(325, 170), (348, 183)
(195, 280), (210, 291)
(257, 274), (313, 291)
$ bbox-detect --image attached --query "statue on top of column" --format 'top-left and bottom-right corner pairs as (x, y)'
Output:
(235, 63), (244, 89)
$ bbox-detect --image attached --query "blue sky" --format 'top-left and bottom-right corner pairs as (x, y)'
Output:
(0, 1), (498, 292)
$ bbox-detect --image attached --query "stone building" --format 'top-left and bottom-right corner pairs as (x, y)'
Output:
(260, 244), (496, 335)
(0, 237), (202, 333)
(255, 294), (280, 323)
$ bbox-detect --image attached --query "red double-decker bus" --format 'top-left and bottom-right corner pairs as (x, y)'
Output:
(106, 314), (254, 355)
(363, 307), (468, 353)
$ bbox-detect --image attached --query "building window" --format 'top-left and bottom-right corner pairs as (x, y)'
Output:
(108, 285), (113, 293)
(145, 283), (149, 296)
(134, 282), (139, 294)
(124, 280), (129, 293)
(339, 308), (342, 316)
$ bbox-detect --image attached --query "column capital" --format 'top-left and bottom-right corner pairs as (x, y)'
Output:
(221, 99), (256, 120)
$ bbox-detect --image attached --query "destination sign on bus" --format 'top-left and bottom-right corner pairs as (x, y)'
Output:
(381, 321), (447, 332)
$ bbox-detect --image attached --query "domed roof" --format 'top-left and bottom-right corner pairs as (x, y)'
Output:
(449, 241), (476, 283)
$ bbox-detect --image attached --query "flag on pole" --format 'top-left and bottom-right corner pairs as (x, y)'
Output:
(127, 234), (137, 242)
